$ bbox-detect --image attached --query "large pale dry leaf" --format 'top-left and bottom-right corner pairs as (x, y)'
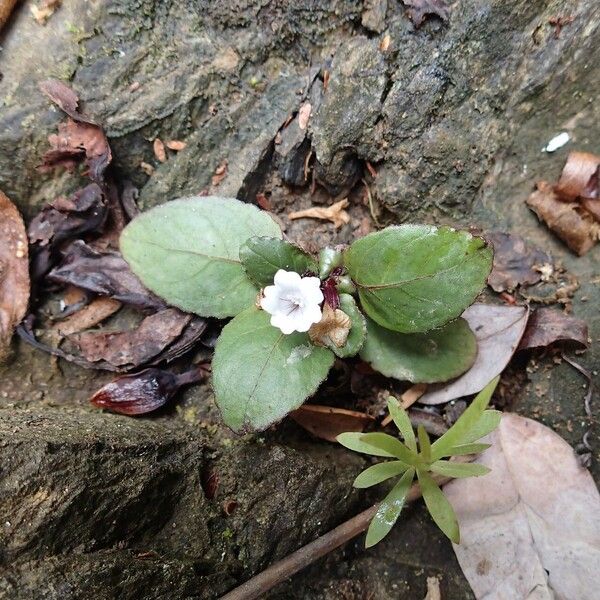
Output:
(518, 307), (588, 350)
(0, 191), (30, 360)
(445, 413), (600, 600)
(288, 198), (350, 228)
(420, 304), (528, 405)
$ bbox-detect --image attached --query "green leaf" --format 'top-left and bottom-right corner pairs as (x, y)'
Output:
(120, 197), (282, 318)
(445, 443), (491, 456)
(353, 460), (409, 488)
(360, 433), (420, 466)
(360, 317), (477, 383)
(344, 225), (492, 333)
(417, 425), (431, 462)
(365, 468), (415, 547)
(387, 397), (417, 452)
(212, 307), (334, 432)
(319, 247), (343, 279)
(337, 432), (397, 457)
(430, 460), (491, 478)
(431, 377), (500, 461)
(417, 469), (460, 543)
(328, 294), (366, 358)
(239, 236), (318, 287)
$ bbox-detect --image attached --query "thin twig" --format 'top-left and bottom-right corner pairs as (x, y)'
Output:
(219, 464), (467, 600)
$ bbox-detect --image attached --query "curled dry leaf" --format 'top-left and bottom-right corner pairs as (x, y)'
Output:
(403, 0), (449, 28)
(52, 297), (122, 336)
(290, 404), (374, 442)
(39, 78), (95, 124)
(445, 414), (600, 600)
(309, 303), (351, 348)
(90, 366), (205, 415)
(288, 198), (350, 228)
(48, 241), (166, 310)
(486, 232), (552, 293)
(420, 304), (528, 405)
(72, 308), (191, 369)
(555, 151), (599, 202)
(0, 191), (30, 360)
(518, 306), (588, 350)
(527, 181), (599, 255)
(153, 138), (167, 163)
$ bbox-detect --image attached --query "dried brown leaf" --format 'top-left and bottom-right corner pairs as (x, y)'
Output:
(211, 160), (228, 186)
(140, 161), (155, 176)
(153, 138), (167, 163)
(0, 191), (30, 360)
(518, 307), (588, 350)
(486, 231), (552, 293)
(291, 404), (374, 442)
(527, 181), (599, 255)
(39, 78), (94, 124)
(420, 304), (529, 405)
(288, 198), (350, 228)
(445, 414), (600, 599)
(555, 151), (599, 202)
(308, 303), (351, 348)
(73, 308), (191, 368)
(53, 297), (122, 336)
(403, 0), (449, 28)
(165, 140), (187, 151)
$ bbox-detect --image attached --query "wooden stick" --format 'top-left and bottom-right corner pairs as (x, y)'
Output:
(220, 472), (455, 600)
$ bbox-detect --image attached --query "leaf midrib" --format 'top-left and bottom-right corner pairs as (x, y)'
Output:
(136, 238), (240, 265)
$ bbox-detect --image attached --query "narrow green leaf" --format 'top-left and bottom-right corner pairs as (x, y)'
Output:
(430, 460), (491, 478)
(365, 468), (415, 547)
(337, 432), (396, 457)
(387, 397), (417, 452)
(344, 225), (493, 333)
(353, 460), (409, 488)
(360, 433), (420, 466)
(446, 443), (491, 456)
(328, 294), (367, 358)
(417, 469), (460, 543)
(461, 410), (502, 444)
(213, 307), (334, 432)
(360, 316), (477, 383)
(417, 425), (431, 462)
(431, 377), (500, 460)
(239, 236), (318, 287)
(318, 247), (343, 279)
(120, 196), (282, 318)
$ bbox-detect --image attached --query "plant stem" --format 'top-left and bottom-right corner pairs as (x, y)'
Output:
(220, 472), (457, 600)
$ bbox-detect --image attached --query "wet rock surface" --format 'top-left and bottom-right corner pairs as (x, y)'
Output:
(0, 0), (599, 597)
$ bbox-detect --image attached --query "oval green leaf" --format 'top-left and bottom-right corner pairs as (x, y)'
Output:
(239, 236), (318, 287)
(360, 316), (477, 383)
(344, 225), (493, 333)
(213, 307), (335, 432)
(353, 460), (409, 489)
(120, 196), (282, 318)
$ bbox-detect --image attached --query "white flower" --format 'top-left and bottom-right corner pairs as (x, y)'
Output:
(261, 270), (323, 334)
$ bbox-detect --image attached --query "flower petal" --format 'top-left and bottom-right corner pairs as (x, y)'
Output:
(271, 313), (296, 335)
(260, 286), (283, 314)
(274, 269), (302, 290)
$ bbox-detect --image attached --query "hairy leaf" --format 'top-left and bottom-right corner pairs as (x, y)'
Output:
(360, 433), (420, 466)
(430, 460), (490, 478)
(239, 236), (317, 287)
(353, 460), (409, 489)
(360, 316), (476, 383)
(120, 197), (282, 318)
(388, 397), (417, 452)
(366, 468), (415, 547)
(213, 307), (334, 432)
(337, 432), (397, 457)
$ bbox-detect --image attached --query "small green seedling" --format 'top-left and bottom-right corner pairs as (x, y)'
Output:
(337, 378), (501, 547)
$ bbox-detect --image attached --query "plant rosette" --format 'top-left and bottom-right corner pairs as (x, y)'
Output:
(120, 196), (493, 432)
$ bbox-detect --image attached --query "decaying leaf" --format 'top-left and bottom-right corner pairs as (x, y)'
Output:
(0, 191), (30, 360)
(90, 366), (205, 415)
(445, 414), (600, 600)
(53, 297), (122, 336)
(527, 181), (600, 255)
(39, 78), (95, 124)
(420, 304), (528, 405)
(403, 0), (449, 28)
(153, 138), (167, 163)
(518, 307), (588, 350)
(211, 160), (228, 186)
(41, 118), (112, 183)
(555, 151), (599, 202)
(165, 140), (187, 151)
(288, 198), (350, 228)
(291, 404), (374, 442)
(48, 241), (166, 310)
(72, 308), (191, 369)
(486, 232), (552, 292)
(30, 0), (61, 25)
(309, 303), (351, 348)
